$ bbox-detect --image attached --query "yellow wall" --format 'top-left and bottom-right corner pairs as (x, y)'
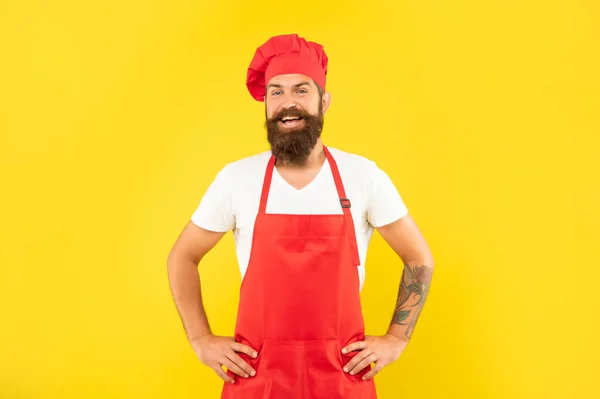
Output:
(1, 0), (598, 398)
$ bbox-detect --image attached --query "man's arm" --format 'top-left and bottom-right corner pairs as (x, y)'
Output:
(167, 220), (226, 343)
(376, 213), (434, 342)
(167, 221), (258, 383)
(340, 213), (434, 379)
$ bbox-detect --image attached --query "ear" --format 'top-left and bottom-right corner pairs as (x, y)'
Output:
(322, 92), (332, 114)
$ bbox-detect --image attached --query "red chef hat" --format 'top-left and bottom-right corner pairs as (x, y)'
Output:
(246, 34), (328, 102)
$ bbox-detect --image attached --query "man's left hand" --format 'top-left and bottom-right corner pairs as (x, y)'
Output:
(341, 334), (408, 380)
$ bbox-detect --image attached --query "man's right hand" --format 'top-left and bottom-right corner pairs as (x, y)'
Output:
(191, 334), (258, 383)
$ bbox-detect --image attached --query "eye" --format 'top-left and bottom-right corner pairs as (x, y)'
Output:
(297, 88), (308, 94)
(271, 90), (282, 96)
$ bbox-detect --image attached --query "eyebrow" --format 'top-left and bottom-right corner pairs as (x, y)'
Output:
(266, 81), (311, 90)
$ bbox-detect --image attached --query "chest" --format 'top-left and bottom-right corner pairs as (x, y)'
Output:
(275, 166), (323, 191)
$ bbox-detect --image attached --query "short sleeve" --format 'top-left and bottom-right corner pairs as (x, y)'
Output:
(190, 166), (235, 232)
(366, 161), (409, 228)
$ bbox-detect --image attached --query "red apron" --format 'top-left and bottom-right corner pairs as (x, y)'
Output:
(221, 146), (377, 399)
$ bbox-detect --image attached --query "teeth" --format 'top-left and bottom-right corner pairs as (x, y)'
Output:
(282, 117), (300, 121)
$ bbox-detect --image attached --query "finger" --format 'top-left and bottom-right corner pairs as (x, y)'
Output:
(342, 349), (372, 373)
(231, 342), (258, 358)
(348, 352), (378, 375)
(362, 362), (383, 380)
(213, 365), (235, 383)
(221, 357), (249, 378)
(341, 340), (367, 354)
(227, 352), (256, 377)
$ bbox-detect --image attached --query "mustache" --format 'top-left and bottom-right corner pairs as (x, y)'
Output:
(269, 107), (311, 121)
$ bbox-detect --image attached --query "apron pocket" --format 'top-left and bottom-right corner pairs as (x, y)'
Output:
(222, 339), (376, 399)
(260, 339), (305, 399)
(305, 339), (346, 398)
(221, 344), (267, 399)
(337, 340), (378, 399)
(306, 339), (377, 399)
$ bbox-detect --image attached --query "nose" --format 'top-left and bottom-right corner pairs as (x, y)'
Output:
(278, 91), (297, 109)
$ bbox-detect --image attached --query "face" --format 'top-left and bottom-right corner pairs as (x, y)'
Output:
(264, 74), (331, 165)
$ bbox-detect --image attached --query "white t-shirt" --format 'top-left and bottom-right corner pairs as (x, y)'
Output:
(191, 147), (409, 291)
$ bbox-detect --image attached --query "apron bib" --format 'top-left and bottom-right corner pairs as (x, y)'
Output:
(221, 146), (377, 399)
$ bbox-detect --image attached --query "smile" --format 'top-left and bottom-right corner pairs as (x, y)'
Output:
(279, 117), (304, 127)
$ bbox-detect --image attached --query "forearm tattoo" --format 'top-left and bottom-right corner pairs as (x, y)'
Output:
(391, 262), (433, 340)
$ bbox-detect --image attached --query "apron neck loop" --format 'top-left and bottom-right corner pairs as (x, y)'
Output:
(324, 146), (361, 266)
(258, 146), (361, 267)
(258, 154), (277, 214)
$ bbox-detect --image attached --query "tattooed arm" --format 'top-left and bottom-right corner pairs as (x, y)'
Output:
(389, 261), (433, 340)
(340, 214), (433, 379)
(342, 215), (433, 380)
(376, 214), (434, 342)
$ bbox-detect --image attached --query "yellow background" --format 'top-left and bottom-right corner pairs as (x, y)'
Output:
(1, 0), (598, 398)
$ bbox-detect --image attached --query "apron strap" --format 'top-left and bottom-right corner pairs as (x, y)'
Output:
(258, 154), (276, 214)
(258, 147), (361, 267)
(323, 146), (361, 266)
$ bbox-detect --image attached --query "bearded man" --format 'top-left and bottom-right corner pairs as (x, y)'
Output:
(168, 33), (434, 399)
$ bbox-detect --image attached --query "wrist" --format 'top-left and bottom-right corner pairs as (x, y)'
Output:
(386, 324), (409, 343)
(189, 331), (212, 346)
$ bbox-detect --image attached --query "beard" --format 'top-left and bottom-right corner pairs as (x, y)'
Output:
(264, 103), (324, 166)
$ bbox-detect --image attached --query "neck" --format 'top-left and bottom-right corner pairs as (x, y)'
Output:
(276, 139), (326, 169)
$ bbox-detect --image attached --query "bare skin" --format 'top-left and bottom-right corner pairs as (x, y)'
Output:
(167, 223), (257, 383)
(392, 262), (433, 339)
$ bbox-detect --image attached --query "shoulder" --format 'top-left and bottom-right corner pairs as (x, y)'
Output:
(327, 146), (379, 177)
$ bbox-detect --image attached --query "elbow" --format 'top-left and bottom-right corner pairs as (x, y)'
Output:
(403, 252), (435, 270)
(167, 250), (201, 270)
(426, 254), (435, 269)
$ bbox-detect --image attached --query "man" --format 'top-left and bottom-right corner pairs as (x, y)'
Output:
(167, 33), (434, 399)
